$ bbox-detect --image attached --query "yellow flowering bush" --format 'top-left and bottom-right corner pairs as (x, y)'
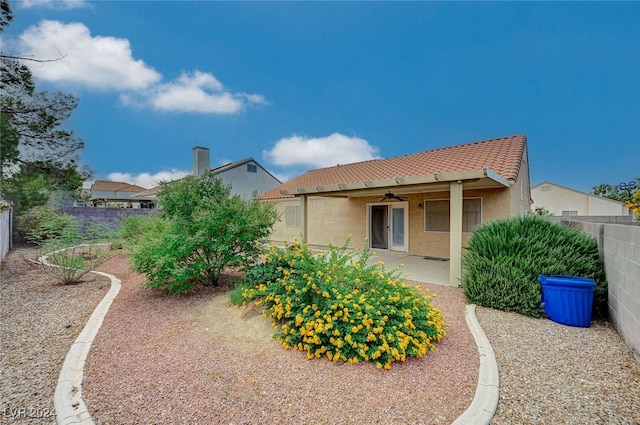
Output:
(230, 239), (447, 370)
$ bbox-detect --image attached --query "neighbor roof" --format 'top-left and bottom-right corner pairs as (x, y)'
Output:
(262, 134), (527, 200)
(90, 180), (147, 192)
(209, 157), (282, 184)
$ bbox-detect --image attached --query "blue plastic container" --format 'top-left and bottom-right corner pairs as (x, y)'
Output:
(538, 275), (596, 327)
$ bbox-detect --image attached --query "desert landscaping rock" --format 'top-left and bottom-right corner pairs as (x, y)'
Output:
(0, 248), (108, 424)
(3, 246), (640, 424)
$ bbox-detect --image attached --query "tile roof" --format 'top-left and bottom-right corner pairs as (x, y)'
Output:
(262, 134), (527, 199)
(91, 180), (148, 192)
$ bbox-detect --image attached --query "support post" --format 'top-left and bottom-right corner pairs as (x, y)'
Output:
(449, 181), (463, 286)
(300, 195), (308, 243)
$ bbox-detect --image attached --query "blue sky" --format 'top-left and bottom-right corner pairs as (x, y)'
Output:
(4, 0), (639, 193)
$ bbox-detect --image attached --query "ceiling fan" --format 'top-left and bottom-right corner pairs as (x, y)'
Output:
(380, 191), (407, 202)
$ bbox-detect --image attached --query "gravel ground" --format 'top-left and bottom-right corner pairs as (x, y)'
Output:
(83, 255), (478, 425)
(475, 307), (640, 425)
(0, 247), (109, 424)
(3, 245), (640, 425)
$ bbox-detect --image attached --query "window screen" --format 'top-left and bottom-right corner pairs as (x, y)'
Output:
(424, 198), (482, 232)
(285, 205), (301, 227)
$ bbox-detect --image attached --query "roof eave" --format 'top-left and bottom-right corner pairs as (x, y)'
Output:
(280, 168), (511, 197)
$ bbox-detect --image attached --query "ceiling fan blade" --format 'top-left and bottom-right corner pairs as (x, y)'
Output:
(380, 191), (407, 202)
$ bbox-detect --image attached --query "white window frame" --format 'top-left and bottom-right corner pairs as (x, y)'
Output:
(424, 197), (483, 233)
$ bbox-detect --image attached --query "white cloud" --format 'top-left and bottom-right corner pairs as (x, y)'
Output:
(18, 0), (90, 9)
(149, 71), (266, 114)
(15, 21), (267, 115)
(106, 169), (190, 189)
(18, 20), (161, 90)
(263, 133), (380, 168)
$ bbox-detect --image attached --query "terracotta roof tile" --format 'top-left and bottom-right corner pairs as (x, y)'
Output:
(262, 134), (527, 199)
(91, 180), (148, 192)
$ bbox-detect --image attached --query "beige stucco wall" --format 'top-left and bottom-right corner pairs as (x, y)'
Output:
(268, 197), (366, 248)
(510, 156), (532, 216)
(267, 184), (520, 259)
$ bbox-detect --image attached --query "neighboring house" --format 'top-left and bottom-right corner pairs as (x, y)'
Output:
(262, 134), (532, 285)
(531, 181), (631, 217)
(193, 146), (282, 199)
(132, 147), (282, 205)
(89, 180), (154, 208)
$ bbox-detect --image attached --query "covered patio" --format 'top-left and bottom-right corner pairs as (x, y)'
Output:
(369, 250), (452, 286)
(262, 134), (531, 289)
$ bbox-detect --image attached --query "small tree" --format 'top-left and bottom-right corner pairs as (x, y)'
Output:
(18, 205), (113, 284)
(130, 174), (279, 294)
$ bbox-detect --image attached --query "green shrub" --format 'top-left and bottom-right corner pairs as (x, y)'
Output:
(129, 174), (278, 295)
(232, 240), (447, 370)
(462, 216), (607, 318)
(40, 243), (112, 284)
(84, 218), (113, 241)
(17, 205), (80, 244)
(116, 214), (166, 248)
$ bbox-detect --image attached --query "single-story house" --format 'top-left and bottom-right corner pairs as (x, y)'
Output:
(261, 134), (532, 285)
(132, 147), (282, 205)
(531, 181), (631, 217)
(90, 180), (154, 208)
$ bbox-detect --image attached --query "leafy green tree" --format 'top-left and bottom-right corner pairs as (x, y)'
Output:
(0, 115), (19, 176)
(0, 0), (92, 212)
(592, 178), (639, 202)
(0, 160), (86, 214)
(129, 174), (279, 294)
(592, 183), (623, 201)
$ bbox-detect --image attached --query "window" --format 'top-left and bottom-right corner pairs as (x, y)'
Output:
(247, 163), (257, 173)
(424, 198), (482, 232)
(562, 210), (578, 216)
(285, 205), (301, 227)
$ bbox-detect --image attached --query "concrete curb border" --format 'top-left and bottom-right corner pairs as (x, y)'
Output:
(42, 247), (496, 424)
(40, 248), (120, 425)
(452, 304), (500, 425)
(53, 269), (120, 425)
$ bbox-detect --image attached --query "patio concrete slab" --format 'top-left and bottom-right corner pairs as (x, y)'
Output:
(368, 251), (453, 286)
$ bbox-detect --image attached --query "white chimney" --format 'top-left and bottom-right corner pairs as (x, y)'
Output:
(193, 146), (210, 177)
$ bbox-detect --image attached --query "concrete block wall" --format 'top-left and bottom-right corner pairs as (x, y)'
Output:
(603, 223), (640, 364)
(562, 219), (640, 363)
(58, 207), (156, 233)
